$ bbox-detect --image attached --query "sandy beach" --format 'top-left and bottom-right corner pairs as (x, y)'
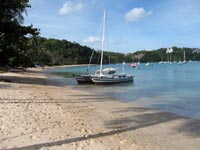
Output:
(0, 67), (200, 150)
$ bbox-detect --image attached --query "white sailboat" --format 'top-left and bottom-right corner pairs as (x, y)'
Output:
(166, 47), (173, 64)
(183, 49), (187, 64)
(179, 49), (187, 65)
(91, 11), (134, 84)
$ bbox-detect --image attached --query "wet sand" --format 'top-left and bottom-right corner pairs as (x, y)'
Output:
(0, 67), (200, 150)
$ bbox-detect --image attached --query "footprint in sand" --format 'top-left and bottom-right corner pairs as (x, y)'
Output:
(120, 139), (127, 144)
(29, 135), (39, 140)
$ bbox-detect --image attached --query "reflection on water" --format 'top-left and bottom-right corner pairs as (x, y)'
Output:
(49, 62), (200, 120)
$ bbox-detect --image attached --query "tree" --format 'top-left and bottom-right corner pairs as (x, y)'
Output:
(0, 0), (39, 67)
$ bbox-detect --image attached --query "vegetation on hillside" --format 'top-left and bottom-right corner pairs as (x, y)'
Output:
(1, 1), (200, 69)
(131, 47), (200, 63)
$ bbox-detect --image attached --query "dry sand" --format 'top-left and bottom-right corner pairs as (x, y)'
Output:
(0, 67), (200, 150)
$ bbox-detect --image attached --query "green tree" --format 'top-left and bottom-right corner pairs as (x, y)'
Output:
(0, 0), (39, 67)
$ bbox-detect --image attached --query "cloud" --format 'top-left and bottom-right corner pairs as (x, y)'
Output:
(82, 36), (100, 43)
(59, 1), (84, 15)
(125, 7), (153, 22)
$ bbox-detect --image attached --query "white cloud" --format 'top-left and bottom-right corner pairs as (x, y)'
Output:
(125, 8), (153, 22)
(83, 36), (100, 43)
(59, 1), (84, 15)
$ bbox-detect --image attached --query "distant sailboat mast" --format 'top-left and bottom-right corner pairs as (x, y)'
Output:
(166, 47), (173, 63)
(179, 49), (187, 64)
(166, 48), (170, 62)
(100, 10), (106, 76)
(183, 49), (186, 62)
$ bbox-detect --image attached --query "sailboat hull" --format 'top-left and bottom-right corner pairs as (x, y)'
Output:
(92, 75), (134, 84)
(75, 75), (93, 84)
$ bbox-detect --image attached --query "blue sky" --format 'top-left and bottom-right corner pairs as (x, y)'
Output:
(24, 0), (200, 53)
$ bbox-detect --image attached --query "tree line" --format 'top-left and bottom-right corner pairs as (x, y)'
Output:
(1, 0), (200, 69)
(131, 47), (200, 63)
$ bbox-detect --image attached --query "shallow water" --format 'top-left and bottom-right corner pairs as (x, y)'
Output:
(48, 62), (200, 120)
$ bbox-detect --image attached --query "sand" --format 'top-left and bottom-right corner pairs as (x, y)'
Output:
(0, 67), (200, 150)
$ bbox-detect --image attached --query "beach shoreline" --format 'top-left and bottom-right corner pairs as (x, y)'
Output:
(0, 66), (200, 150)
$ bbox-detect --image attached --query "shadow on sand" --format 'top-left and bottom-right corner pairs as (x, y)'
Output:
(0, 111), (183, 150)
(0, 74), (68, 87)
(107, 106), (200, 138)
(2, 103), (200, 150)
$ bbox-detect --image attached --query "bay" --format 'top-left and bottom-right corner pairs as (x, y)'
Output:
(48, 62), (200, 120)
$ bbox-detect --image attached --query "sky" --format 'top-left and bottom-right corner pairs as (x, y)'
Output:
(24, 0), (200, 53)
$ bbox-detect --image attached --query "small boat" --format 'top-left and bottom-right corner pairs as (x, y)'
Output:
(75, 74), (92, 84)
(92, 67), (133, 84)
(91, 11), (134, 84)
(145, 62), (153, 66)
(75, 68), (117, 84)
(129, 63), (140, 69)
(130, 63), (137, 68)
(92, 74), (133, 84)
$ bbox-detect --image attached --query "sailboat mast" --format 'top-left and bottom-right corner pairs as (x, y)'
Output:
(100, 10), (106, 75)
(183, 49), (186, 62)
(87, 49), (95, 71)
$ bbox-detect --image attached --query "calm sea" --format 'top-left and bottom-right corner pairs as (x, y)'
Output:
(48, 62), (200, 120)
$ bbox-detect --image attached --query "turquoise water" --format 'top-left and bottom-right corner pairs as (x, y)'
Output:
(49, 62), (200, 120)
